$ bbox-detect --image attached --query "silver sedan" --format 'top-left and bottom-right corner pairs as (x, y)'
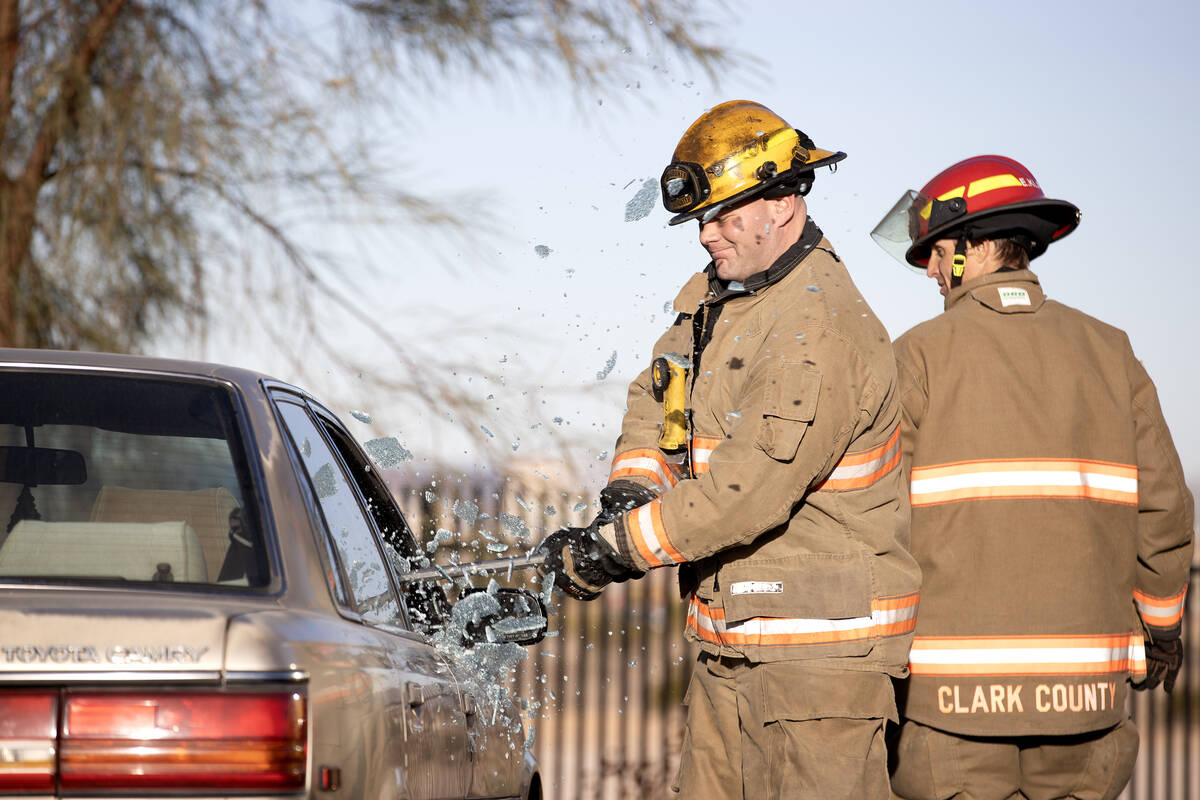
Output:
(0, 349), (545, 800)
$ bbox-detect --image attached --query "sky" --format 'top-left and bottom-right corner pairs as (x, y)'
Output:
(170, 0), (1200, 491)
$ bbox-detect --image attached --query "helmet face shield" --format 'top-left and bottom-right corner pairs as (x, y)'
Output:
(871, 190), (927, 273)
(660, 161), (711, 215)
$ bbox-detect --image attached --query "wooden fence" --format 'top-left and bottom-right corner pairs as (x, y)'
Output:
(1122, 564), (1200, 800)
(390, 469), (1198, 800)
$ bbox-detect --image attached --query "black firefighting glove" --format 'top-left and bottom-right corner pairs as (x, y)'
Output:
(1135, 637), (1184, 693)
(596, 480), (659, 525)
(536, 523), (640, 601)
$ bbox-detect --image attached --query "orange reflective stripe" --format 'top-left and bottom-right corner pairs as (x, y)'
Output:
(685, 592), (918, 648)
(910, 458), (1137, 507)
(871, 592), (923, 637)
(626, 499), (683, 568)
(908, 633), (1147, 678)
(1134, 586), (1188, 627)
(815, 426), (901, 492)
(609, 448), (677, 489)
(691, 435), (722, 476)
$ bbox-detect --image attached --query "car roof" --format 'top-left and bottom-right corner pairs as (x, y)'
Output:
(0, 348), (296, 394)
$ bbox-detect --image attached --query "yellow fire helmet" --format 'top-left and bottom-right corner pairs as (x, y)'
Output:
(660, 100), (846, 225)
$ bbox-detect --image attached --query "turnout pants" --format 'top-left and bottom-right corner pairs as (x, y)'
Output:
(889, 718), (1139, 800)
(672, 653), (896, 799)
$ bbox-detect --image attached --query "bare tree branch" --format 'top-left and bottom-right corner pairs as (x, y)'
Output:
(24, 0), (126, 187)
(0, 0), (19, 149)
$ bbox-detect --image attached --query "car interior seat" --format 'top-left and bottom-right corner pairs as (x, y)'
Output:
(90, 486), (240, 581)
(0, 519), (208, 582)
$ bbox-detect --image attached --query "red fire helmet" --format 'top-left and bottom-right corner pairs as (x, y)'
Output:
(872, 155), (1081, 272)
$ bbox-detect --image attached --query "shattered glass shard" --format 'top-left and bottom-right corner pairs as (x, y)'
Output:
(312, 463), (339, 499)
(624, 178), (658, 222)
(500, 513), (528, 537)
(453, 500), (479, 525)
(364, 437), (413, 468)
(596, 350), (618, 381)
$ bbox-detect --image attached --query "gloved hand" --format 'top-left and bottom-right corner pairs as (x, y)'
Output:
(537, 524), (640, 601)
(596, 480), (659, 525)
(1135, 637), (1184, 693)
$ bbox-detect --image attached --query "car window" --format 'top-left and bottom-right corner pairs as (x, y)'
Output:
(275, 401), (404, 627)
(0, 371), (268, 588)
(309, 409), (450, 634)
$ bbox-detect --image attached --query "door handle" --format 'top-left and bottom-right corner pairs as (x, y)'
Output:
(403, 682), (426, 740)
(405, 682), (425, 708)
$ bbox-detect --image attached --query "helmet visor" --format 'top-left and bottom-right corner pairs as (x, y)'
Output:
(870, 189), (927, 274)
(660, 161), (711, 214)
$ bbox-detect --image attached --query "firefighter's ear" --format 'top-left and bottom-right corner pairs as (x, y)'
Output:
(970, 239), (994, 260)
(768, 193), (798, 226)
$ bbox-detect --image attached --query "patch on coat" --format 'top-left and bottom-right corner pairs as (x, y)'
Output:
(998, 287), (1031, 307)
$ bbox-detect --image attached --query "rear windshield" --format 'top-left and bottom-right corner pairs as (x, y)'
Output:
(0, 370), (268, 588)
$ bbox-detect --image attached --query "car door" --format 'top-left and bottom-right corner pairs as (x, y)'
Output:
(302, 405), (529, 800)
(273, 396), (470, 799)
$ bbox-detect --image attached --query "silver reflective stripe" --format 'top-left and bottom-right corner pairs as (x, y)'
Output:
(729, 580), (783, 595)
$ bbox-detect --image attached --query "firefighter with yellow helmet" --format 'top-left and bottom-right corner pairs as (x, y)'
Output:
(538, 100), (921, 797)
(874, 155), (1194, 798)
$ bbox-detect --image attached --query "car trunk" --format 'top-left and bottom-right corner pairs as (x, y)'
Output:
(0, 587), (309, 795)
(0, 587), (231, 676)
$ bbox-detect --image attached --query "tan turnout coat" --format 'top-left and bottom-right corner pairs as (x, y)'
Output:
(893, 269), (1194, 736)
(605, 220), (921, 675)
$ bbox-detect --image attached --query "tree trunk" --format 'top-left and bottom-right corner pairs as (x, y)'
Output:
(0, 175), (40, 347)
(0, 0), (128, 347)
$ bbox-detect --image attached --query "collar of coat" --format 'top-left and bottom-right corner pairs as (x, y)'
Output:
(945, 268), (1046, 314)
(704, 217), (825, 301)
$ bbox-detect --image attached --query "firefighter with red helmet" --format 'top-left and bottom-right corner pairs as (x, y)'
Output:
(873, 155), (1194, 798)
(538, 101), (921, 797)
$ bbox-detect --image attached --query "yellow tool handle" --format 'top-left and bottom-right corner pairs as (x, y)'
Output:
(653, 356), (688, 451)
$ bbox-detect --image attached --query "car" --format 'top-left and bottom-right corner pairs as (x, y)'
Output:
(0, 348), (546, 800)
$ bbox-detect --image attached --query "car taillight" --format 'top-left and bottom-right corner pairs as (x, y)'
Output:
(60, 689), (307, 791)
(0, 691), (57, 792)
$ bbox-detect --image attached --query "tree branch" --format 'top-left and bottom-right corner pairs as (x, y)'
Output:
(0, 0), (128, 345)
(22, 0), (127, 188)
(0, 0), (19, 155)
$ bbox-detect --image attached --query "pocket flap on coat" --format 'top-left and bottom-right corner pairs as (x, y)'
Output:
(757, 663), (897, 723)
(722, 551), (872, 623)
(755, 366), (820, 461)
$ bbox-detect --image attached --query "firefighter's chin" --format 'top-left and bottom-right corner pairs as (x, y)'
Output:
(709, 249), (730, 268)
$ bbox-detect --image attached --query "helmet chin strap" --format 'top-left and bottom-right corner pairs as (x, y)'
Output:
(950, 234), (967, 289)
